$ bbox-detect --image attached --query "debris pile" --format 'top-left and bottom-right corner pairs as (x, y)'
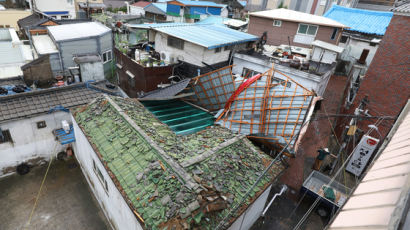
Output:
(74, 96), (285, 229)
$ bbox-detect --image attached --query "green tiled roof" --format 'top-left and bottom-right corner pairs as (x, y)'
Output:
(74, 96), (284, 229)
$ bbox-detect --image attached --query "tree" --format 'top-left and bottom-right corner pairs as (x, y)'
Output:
(278, 1), (288, 9)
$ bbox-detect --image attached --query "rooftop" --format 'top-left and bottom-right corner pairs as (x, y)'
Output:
(132, 1), (151, 7)
(74, 95), (284, 228)
(168, 0), (224, 8)
(311, 40), (344, 53)
(249, 8), (346, 28)
(0, 81), (119, 123)
(328, 100), (410, 229)
(31, 35), (58, 55)
(393, 1), (410, 14)
(47, 22), (111, 42)
(145, 2), (167, 13)
(324, 5), (393, 36)
(128, 23), (258, 49)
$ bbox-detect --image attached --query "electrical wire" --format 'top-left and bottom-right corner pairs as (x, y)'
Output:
(25, 143), (58, 229)
(291, 117), (384, 230)
(215, 117), (313, 230)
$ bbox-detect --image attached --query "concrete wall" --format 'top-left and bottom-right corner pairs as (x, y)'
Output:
(340, 37), (379, 67)
(0, 10), (31, 30)
(232, 53), (328, 95)
(130, 6), (145, 16)
(154, 32), (230, 67)
(0, 111), (70, 177)
(228, 185), (272, 230)
(79, 62), (105, 81)
(248, 15), (341, 48)
(72, 118), (144, 230)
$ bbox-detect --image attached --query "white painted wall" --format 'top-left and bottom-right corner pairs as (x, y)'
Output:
(340, 37), (379, 67)
(154, 32), (230, 67)
(130, 6), (145, 16)
(228, 185), (272, 230)
(0, 111), (70, 177)
(72, 118), (143, 230)
(221, 7), (229, 18)
(34, 0), (76, 19)
(233, 53), (329, 95)
(311, 46), (338, 64)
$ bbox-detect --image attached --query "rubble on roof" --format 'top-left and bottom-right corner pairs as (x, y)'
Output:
(74, 95), (284, 229)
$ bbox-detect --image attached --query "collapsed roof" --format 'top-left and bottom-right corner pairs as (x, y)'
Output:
(190, 66), (315, 150)
(73, 95), (284, 229)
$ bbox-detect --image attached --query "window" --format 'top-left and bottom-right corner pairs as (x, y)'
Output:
(37, 121), (47, 129)
(224, 46), (232, 51)
(93, 160), (109, 193)
(215, 47), (221, 53)
(331, 28), (338, 40)
(167, 36), (184, 50)
(0, 129), (12, 144)
(297, 24), (318, 36)
(340, 35), (348, 43)
(102, 50), (112, 63)
(61, 15), (69, 19)
(273, 20), (282, 27)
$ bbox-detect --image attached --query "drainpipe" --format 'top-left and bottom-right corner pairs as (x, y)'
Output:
(261, 185), (288, 217)
(125, 1), (130, 15)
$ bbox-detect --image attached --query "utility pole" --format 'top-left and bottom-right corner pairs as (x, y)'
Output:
(329, 95), (369, 175)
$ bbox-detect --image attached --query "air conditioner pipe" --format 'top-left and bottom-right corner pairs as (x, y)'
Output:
(261, 185), (288, 217)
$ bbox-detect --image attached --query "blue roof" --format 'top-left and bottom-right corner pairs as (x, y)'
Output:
(128, 23), (258, 49)
(196, 16), (228, 25)
(238, 1), (247, 7)
(145, 2), (167, 13)
(324, 5), (393, 35)
(170, 0), (224, 7)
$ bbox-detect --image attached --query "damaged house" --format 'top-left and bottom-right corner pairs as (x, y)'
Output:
(72, 95), (285, 229)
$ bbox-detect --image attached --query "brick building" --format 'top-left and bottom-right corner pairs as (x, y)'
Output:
(334, 3), (410, 141)
(248, 8), (346, 48)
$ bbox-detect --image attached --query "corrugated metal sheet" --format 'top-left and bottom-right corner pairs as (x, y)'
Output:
(191, 66), (314, 149)
(328, 100), (410, 230)
(32, 35), (58, 55)
(128, 23), (258, 49)
(0, 42), (24, 65)
(324, 5), (393, 35)
(144, 3), (167, 14)
(0, 29), (12, 41)
(60, 38), (98, 69)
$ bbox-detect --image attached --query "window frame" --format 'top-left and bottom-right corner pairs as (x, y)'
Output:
(93, 159), (109, 194)
(273, 20), (282, 27)
(297, 23), (318, 36)
(167, 36), (184, 50)
(102, 50), (112, 63)
(330, 28), (338, 40)
(0, 129), (12, 144)
(36, 121), (47, 129)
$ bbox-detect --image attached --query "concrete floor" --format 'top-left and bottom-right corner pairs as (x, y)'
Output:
(251, 184), (328, 230)
(0, 159), (109, 230)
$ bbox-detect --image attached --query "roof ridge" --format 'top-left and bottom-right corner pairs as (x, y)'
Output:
(104, 95), (201, 191)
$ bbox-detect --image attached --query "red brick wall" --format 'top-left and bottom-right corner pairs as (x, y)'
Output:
(336, 15), (410, 140)
(280, 75), (348, 190)
(248, 15), (341, 48)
